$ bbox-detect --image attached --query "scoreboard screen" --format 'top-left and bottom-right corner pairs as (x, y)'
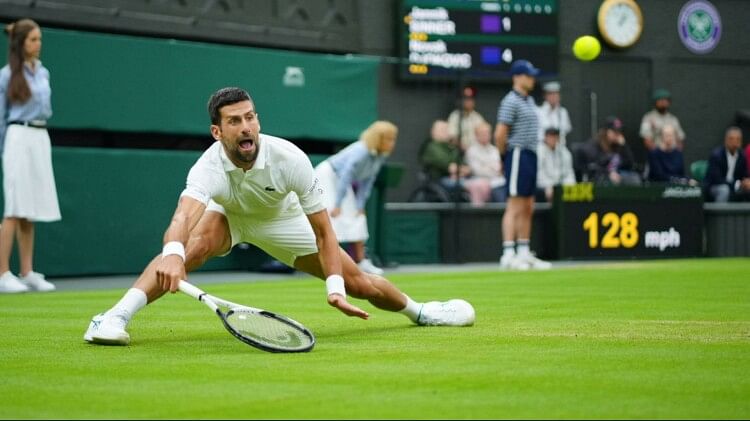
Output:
(398, 0), (559, 82)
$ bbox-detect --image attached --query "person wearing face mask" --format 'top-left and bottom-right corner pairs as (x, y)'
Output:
(314, 121), (398, 276)
(639, 89), (686, 152)
(0, 19), (60, 294)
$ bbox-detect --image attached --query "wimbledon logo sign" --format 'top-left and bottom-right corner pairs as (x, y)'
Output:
(678, 0), (722, 54)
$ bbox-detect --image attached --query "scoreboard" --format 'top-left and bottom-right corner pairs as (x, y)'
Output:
(398, 0), (558, 82)
(554, 184), (705, 259)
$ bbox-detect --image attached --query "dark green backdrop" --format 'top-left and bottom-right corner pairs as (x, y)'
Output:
(1, 27), (378, 141)
(0, 27), (384, 276)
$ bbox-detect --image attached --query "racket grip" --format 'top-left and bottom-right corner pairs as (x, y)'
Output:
(178, 280), (205, 300)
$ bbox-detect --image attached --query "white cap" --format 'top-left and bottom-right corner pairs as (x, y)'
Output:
(543, 81), (561, 92)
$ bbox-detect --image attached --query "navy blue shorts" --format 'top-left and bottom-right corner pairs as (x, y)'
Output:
(504, 147), (537, 198)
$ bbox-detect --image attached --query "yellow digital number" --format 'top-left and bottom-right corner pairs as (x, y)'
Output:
(620, 212), (639, 247)
(601, 212), (620, 248)
(582, 211), (639, 249)
(583, 212), (599, 248)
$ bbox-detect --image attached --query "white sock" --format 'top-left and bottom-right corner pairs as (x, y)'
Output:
(502, 241), (515, 257)
(398, 295), (423, 323)
(517, 239), (530, 257)
(108, 288), (147, 323)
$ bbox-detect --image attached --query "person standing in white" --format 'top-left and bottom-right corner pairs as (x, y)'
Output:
(0, 19), (59, 293)
(314, 121), (397, 276)
(536, 81), (572, 147)
(84, 88), (474, 345)
(536, 128), (576, 202)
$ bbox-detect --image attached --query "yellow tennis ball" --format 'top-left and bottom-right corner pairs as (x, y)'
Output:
(572, 36), (601, 61)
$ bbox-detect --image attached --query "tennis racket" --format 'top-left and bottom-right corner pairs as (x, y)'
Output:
(178, 280), (315, 353)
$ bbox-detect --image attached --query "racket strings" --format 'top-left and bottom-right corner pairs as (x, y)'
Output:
(225, 308), (311, 350)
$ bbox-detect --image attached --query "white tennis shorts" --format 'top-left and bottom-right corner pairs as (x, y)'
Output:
(206, 200), (318, 267)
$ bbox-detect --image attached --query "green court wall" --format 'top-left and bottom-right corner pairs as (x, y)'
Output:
(0, 27), (378, 141)
(0, 147), (329, 277)
(0, 147), (396, 277)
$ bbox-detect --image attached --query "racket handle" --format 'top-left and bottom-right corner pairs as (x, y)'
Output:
(178, 280), (205, 300)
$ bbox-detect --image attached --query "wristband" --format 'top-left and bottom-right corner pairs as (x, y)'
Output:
(162, 241), (186, 262)
(325, 274), (346, 297)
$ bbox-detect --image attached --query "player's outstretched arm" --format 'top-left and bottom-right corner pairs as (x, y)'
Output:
(306, 210), (369, 320)
(156, 196), (207, 293)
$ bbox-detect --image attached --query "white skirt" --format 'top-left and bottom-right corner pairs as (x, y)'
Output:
(314, 160), (369, 243)
(2, 125), (61, 222)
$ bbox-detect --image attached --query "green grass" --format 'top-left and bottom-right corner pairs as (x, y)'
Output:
(1, 258), (749, 419)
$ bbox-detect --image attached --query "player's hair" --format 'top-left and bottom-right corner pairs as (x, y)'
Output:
(208, 87), (252, 125)
(4, 18), (39, 103)
(725, 126), (742, 139)
(361, 120), (398, 151)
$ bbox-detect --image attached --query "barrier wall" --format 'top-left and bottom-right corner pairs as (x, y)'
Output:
(380, 201), (750, 265)
(0, 147), (345, 277)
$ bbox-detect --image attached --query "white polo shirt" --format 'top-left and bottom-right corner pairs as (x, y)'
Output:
(182, 134), (325, 219)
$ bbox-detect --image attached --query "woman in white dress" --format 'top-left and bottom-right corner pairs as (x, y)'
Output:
(0, 19), (60, 293)
(314, 121), (397, 275)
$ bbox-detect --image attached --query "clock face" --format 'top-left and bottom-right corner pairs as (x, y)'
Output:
(599, 0), (643, 48)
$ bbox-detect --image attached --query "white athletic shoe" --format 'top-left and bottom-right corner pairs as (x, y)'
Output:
(417, 299), (475, 326)
(499, 253), (515, 270)
(84, 312), (130, 345)
(517, 253), (552, 270)
(20, 271), (56, 292)
(0, 271), (29, 293)
(500, 255), (530, 271)
(357, 258), (385, 276)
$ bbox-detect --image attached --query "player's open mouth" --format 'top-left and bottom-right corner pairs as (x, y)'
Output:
(239, 139), (254, 151)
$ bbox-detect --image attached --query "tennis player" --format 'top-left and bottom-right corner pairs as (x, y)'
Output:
(84, 87), (474, 345)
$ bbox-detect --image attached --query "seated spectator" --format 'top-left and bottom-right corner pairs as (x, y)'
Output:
(576, 116), (642, 186)
(420, 120), (471, 197)
(646, 124), (692, 185)
(447, 86), (487, 151)
(639, 88), (686, 151)
(536, 127), (576, 201)
(464, 121), (506, 204)
(704, 126), (750, 202)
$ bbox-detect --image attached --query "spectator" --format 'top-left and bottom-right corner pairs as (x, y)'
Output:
(0, 19), (60, 293)
(639, 88), (686, 151)
(464, 121), (506, 204)
(576, 116), (641, 186)
(646, 124), (691, 185)
(536, 81), (572, 146)
(421, 120), (471, 196)
(745, 141), (750, 175)
(703, 126), (750, 202)
(536, 127), (576, 202)
(315, 121), (398, 276)
(494, 59), (550, 270)
(447, 86), (487, 151)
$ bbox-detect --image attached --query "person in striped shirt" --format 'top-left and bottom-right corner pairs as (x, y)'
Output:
(494, 60), (551, 271)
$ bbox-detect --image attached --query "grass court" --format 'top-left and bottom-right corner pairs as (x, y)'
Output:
(1, 258), (748, 419)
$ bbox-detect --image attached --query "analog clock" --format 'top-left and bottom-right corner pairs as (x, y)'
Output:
(598, 0), (644, 48)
